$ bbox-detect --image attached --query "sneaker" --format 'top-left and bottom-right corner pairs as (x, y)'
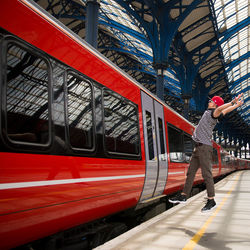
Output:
(201, 198), (217, 213)
(169, 193), (187, 204)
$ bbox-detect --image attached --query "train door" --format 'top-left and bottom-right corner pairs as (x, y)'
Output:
(139, 91), (168, 203)
(153, 101), (168, 196)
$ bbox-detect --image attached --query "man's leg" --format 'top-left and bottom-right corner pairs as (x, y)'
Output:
(182, 147), (200, 197)
(200, 145), (216, 212)
(200, 145), (215, 198)
(169, 147), (200, 203)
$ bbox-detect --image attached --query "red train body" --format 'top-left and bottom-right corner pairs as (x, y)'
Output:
(0, 0), (249, 249)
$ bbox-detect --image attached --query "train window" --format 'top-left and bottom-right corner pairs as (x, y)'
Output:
(168, 125), (185, 162)
(5, 42), (50, 145)
(240, 160), (245, 167)
(103, 90), (140, 156)
(158, 118), (166, 161)
(51, 60), (67, 154)
(66, 72), (94, 150)
(183, 134), (193, 162)
(146, 111), (155, 160)
(94, 86), (104, 156)
(221, 151), (230, 166)
(212, 148), (219, 164)
(220, 152), (225, 165)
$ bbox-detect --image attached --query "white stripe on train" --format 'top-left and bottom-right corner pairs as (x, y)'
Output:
(0, 172), (187, 190)
(0, 174), (145, 190)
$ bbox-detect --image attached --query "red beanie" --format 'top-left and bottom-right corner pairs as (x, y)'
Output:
(212, 96), (224, 106)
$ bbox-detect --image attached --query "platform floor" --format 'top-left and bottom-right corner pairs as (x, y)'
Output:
(95, 170), (250, 250)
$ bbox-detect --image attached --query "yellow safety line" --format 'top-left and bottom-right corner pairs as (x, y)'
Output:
(183, 172), (241, 250)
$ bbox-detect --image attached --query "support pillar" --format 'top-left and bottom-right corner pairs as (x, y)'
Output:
(156, 68), (165, 101)
(218, 131), (222, 145)
(213, 131), (216, 142)
(239, 138), (243, 158)
(228, 135), (233, 155)
(182, 95), (191, 120)
(86, 0), (100, 48)
(234, 138), (238, 157)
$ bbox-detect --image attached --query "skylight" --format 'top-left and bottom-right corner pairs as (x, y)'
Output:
(213, 0), (249, 123)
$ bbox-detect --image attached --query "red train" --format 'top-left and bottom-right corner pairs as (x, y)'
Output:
(0, 0), (249, 249)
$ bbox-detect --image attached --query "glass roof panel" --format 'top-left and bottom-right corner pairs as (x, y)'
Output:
(214, 0), (249, 123)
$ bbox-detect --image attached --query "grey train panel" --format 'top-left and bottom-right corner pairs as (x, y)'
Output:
(139, 91), (168, 202)
(153, 100), (168, 196)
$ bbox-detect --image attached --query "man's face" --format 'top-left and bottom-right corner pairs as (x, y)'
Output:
(208, 100), (217, 108)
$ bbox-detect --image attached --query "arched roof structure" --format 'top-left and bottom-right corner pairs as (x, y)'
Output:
(34, 0), (249, 150)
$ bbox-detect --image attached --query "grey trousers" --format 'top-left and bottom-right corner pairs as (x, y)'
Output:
(183, 144), (215, 197)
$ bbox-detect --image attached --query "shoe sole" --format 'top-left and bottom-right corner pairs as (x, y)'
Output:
(168, 200), (186, 204)
(201, 205), (217, 213)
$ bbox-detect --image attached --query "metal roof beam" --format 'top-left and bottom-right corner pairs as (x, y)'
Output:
(98, 46), (152, 61)
(229, 73), (250, 90)
(225, 52), (250, 73)
(99, 18), (150, 45)
(192, 18), (250, 71)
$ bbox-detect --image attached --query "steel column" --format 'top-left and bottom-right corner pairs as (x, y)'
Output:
(86, 0), (100, 48)
(156, 68), (165, 101)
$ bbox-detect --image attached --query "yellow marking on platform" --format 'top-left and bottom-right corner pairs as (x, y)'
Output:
(183, 172), (241, 250)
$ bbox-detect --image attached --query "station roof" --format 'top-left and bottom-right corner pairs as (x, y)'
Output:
(34, 0), (249, 146)
(214, 0), (249, 124)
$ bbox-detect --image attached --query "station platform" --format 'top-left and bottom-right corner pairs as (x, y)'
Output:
(95, 170), (250, 250)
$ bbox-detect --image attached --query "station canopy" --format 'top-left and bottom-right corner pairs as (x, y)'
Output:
(34, 0), (249, 146)
(96, 0), (250, 123)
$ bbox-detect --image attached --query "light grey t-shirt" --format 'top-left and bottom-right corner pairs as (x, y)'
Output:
(192, 109), (218, 146)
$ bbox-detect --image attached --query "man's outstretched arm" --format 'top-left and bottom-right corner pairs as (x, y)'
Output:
(213, 93), (244, 118)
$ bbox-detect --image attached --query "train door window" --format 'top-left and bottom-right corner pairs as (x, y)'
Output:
(5, 42), (50, 146)
(168, 125), (185, 162)
(184, 134), (193, 162)
(146, 111), (154, 160)
(66, 72), (94, 151)
(51, 60), (67, 154)
(93, 86), (104, 156)
(158, 117), (166, 161)
(220, 152), (225, 165)
(212, 148), (219, 164)
(221, 151), (229, 166)
(103, 90), (140, 157)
